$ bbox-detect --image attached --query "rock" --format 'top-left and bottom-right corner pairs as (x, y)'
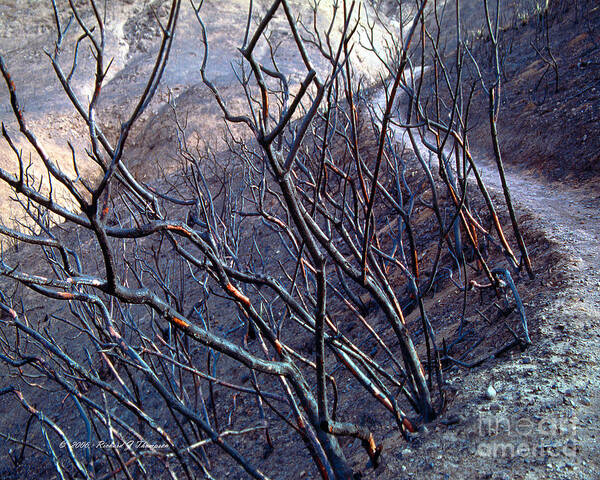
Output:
(441, 414), (465, 426)
(486, 384), (497, 400)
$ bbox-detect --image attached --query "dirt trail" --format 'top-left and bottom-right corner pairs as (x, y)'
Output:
(442, 162), (600, 479)
(469, 143), (600, 480)
(477, 162), (600, 267)
(370, 88), (600, 477)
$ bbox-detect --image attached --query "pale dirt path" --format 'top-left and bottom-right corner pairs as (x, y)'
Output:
(467, 147), (600, 480)
(477, 162), (600, 267)
(476, 150), (600, 480)
(448, 164), (600, 480)
(368, 91), (600, 478)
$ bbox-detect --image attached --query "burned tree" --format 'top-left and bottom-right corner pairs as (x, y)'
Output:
(0, 1), (533, 479)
